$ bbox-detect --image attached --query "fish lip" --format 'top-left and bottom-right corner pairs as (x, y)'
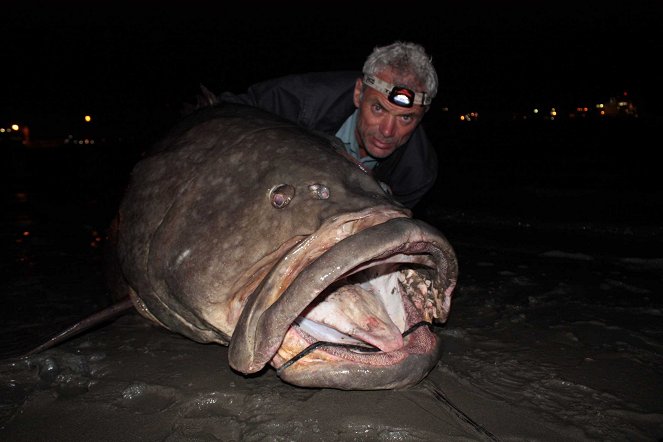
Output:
(276, 325), (443, 390)
(228, 208), (458, 382)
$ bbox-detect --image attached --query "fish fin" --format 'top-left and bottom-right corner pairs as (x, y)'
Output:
(23, 297), (134, 357)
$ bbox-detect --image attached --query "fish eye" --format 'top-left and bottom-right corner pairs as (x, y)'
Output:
(270, 184), (296, 208)
(308, 184), (330, 200)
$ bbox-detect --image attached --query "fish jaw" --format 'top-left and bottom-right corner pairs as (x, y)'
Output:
(274, 322), (441, 390)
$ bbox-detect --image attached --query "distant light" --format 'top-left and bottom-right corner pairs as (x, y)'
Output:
(84, 115), (92, 122)
(533, 108), (539, 114)
(11, 124), (19, 131)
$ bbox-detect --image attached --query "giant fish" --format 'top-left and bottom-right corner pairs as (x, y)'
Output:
(94, 104), (457, 390)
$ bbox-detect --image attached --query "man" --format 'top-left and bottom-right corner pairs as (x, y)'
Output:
(218, 41), (439, 209)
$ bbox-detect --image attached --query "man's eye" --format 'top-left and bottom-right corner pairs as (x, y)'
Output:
(399, 115), (417, 125)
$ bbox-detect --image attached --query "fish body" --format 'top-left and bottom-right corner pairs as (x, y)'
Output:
(112, 104), (458, 390)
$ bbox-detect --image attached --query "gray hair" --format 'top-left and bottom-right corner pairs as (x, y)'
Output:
(362, 41), (438, 99)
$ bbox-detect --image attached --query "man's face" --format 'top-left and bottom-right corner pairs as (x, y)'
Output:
(353, 72), (427, 159)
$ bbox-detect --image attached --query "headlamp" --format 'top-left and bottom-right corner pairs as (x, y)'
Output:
(362, 74), (432, 107)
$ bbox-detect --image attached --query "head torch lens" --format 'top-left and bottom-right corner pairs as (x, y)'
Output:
(388, 87), (415, 108)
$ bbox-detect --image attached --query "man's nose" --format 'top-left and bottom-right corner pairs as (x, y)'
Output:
(379, 115), (396, 138)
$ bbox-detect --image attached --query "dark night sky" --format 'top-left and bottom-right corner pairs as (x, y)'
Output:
(2, 1), (662, 136)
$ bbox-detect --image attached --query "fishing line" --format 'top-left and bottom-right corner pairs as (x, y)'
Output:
(424, 382), (500, 441)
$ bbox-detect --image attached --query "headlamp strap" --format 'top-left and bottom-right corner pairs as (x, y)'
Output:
(363, 74), (432, 107)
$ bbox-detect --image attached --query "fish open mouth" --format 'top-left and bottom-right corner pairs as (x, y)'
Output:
(275, 264), (442, 364)
(228, 207), (458, 390)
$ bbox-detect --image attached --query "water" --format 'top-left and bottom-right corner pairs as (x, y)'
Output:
(420, 117), (661, 257)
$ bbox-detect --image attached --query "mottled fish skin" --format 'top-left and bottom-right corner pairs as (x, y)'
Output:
(112, 103), (458, 390)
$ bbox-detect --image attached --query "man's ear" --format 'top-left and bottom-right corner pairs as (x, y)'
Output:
(353, 78), (363, 107)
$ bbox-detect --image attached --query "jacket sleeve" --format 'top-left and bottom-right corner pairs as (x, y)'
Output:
(217, 76), (306, 123)
(217, 71), (358, 133)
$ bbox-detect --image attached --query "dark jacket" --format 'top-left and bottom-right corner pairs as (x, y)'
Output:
(219, 71), (438, 209)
